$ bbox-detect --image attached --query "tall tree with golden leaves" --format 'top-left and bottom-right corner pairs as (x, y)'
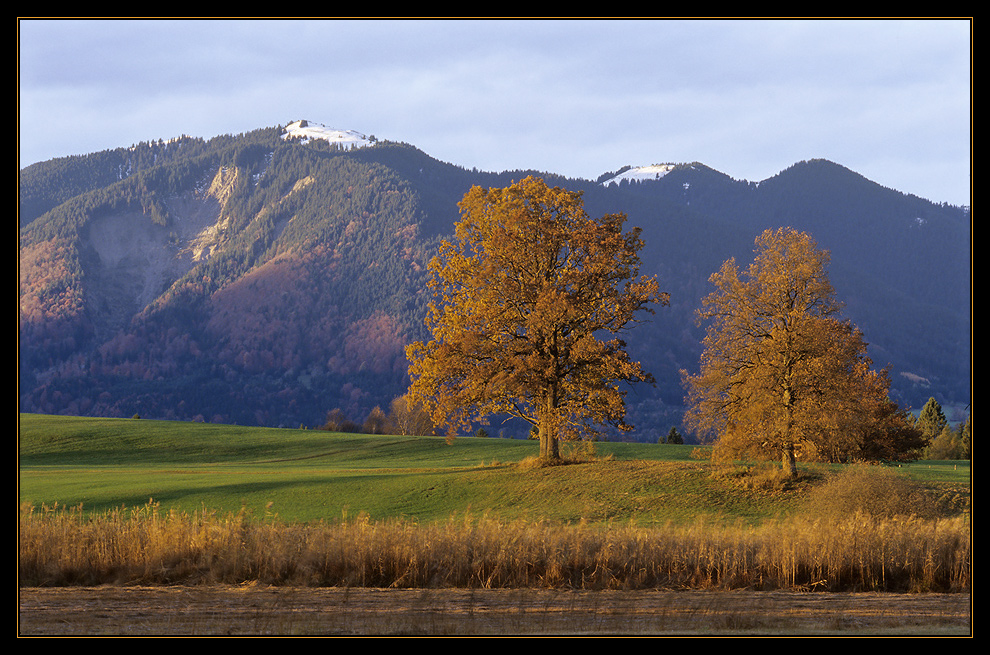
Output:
(681, 227), (900, 475)
(406, 176), (669, 462)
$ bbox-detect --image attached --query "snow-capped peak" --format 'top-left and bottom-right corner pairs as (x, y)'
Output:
(282, 120), (373, 148)
(601, 164), (677, 186)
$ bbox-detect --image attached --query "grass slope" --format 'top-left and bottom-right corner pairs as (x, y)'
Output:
(18, 413), (969, 526)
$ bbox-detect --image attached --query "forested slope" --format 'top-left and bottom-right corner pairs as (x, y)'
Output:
(19, 123), (970, 437)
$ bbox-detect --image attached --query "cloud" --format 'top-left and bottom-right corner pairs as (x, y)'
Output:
(18, 18), (971, 205)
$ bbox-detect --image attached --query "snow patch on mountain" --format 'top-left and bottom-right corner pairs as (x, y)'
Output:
(601, 164), (677, 186)
(282, 120), (373, 148)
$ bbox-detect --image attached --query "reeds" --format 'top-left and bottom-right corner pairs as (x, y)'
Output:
(19, 502), (969, 593)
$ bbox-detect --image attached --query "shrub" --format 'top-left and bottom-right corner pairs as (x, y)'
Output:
(800, 464), (938, 522)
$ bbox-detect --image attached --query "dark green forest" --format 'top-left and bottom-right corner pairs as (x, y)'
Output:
(19, 123), (970, 441)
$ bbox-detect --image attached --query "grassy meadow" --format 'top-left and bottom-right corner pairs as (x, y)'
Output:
(19, 413), (971, 594)
(18, 413), (749, 525)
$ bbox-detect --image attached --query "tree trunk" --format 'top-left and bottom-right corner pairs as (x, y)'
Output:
(539, 424), (560, 462)
(782, 444), (797, 477)
(781, 389), (797, 476)
(538, 392), (561, 463)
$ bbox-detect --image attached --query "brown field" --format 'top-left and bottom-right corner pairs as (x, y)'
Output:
(18, 585), (970, 636)
(18, 464), (971, 637)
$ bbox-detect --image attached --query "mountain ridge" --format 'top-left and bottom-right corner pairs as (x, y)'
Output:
(18, 120), (971, 438)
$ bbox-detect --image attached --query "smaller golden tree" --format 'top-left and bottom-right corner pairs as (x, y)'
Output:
(406, 177), (668, 462)
(388, 394), (436, 436)
(682, 227), (903, 474)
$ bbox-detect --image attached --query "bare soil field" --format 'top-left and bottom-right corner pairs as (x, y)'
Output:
(18, 586), (971, 637)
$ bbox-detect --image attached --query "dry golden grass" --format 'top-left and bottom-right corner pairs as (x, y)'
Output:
(19, 499), (969, 594)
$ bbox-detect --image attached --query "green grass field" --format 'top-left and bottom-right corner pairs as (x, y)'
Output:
(18, 413), (970, 526)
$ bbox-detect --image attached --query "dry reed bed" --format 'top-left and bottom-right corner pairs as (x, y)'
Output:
(19, 503), (969, 593)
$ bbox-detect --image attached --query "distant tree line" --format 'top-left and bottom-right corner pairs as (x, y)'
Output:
(914, 397), (971, 460)
(318, 394), (435, 436)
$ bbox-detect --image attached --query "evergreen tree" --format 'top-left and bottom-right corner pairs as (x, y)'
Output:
(915, 397), (948, 443)
(959, 414), (972, 459)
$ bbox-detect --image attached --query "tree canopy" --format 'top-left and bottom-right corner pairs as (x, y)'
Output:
(406, 176), (669, 461)
(915, 397), (948, 442)
(681, 227), (920, 474)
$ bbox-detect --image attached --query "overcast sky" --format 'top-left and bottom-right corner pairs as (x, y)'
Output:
(18, 18), (972, 206)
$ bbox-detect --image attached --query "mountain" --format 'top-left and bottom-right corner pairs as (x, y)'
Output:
(18, 120), (971, 439)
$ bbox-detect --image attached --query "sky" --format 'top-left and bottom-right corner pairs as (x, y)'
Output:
(18, 18), (972, 206)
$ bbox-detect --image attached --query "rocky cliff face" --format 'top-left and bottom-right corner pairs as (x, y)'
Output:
(76, 166), (237, 340)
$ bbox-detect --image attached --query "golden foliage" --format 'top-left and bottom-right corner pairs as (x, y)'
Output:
(388, 393), (436, 436)
(682, 228), (906, 472)
(406, 177), (669, 459)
